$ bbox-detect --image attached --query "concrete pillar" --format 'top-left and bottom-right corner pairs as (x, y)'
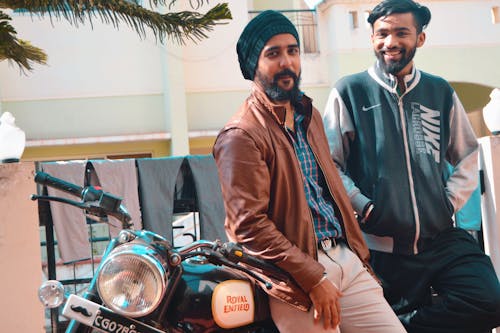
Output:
(478, 135), (500, 333)
(479, 135), (500, 280)
(0, 162), (45, 332)
(160, 35), (190, 156)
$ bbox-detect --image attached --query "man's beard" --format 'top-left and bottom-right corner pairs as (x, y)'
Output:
(256, 69), (302, 104)
(375, 45), (416, 75)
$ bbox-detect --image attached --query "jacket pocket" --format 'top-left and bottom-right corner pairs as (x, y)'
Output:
(361, 177), (414, 237)
(417, 181), (455, 238)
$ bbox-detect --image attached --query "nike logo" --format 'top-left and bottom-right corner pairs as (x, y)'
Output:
(362, 104), (381, 111)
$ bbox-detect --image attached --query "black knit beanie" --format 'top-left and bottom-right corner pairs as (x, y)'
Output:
(237, 10), (300, 81)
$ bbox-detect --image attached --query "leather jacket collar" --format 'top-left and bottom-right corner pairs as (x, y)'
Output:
(251, 83), (312, 128)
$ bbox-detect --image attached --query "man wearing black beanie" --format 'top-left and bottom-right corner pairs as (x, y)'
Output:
(214, 10), (405, 333)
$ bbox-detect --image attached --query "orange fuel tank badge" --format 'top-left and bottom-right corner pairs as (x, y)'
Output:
(211, 280), (255, 329)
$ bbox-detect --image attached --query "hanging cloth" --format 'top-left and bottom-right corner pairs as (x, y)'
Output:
(136, 156), (184, 242)
(185, 155), (227, 241)
(41, 161), (89, 263)
(89, 159), (142, 235)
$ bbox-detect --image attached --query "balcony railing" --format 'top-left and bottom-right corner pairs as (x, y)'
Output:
(249, 9), (319, 54)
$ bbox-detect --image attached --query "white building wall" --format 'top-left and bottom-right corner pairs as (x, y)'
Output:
(183, 1), (249, 92)
(318, 0), (500, 88)
(0, 11), (164, 100)
(0, 0), (499, 144)
(0, 9), (168, 139)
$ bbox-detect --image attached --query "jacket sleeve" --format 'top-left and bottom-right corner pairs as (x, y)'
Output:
(323, 88), (372, 215)
(445, 92), (479, 212)
(213, 128), (325, 293)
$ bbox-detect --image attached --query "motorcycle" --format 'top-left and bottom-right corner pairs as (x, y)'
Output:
(34, 171), (287, 333)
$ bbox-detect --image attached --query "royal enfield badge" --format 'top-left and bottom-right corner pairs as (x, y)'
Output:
(211, 280), (255, 328)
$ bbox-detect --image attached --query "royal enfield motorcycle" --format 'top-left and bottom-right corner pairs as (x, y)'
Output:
(34, 171), (287, 333)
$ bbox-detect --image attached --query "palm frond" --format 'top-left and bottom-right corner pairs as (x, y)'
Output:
(0, 10), (47, 72)
(0, 1), (231, 72)
(1, 1), (232, 44)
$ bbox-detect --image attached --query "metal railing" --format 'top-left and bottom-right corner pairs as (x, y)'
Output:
(249, 9), (319, 54)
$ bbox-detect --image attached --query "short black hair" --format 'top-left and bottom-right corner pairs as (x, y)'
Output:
(367, 0), (431, 33)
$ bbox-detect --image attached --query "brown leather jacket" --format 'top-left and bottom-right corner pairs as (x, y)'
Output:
(213, 84), (371, 311)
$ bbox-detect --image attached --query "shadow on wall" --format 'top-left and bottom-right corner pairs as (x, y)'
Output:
(451, 81), (495, 138)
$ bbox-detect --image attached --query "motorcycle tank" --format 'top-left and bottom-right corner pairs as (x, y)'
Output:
(164, 258), (276, 332)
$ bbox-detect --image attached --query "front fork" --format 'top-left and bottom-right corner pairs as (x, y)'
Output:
(65, 237), (120, 333)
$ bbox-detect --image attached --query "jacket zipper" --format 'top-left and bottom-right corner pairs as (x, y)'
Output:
(396, 94), (421, 254)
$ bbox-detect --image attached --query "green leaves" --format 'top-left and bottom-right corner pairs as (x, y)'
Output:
(0, 10), (47, 72)
(0, 0), (232, 72)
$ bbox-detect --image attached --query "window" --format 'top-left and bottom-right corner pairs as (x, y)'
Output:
(349, 11), (359, 29)
(492, 6), (500, 24)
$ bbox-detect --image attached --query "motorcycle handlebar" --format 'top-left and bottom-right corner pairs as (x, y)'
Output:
(34, 173), (283, 279)
(34, 171), (132, 227)
(221, 243), (289, 281)
(35, 171), (103, 202)
(178, 241), (289, 283)
(35, 171), (84, 198)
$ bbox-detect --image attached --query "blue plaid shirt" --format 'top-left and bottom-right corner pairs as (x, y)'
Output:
(288, 112), (343, 241)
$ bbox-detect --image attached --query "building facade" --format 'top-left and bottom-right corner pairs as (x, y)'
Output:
(1, 0), (499, 160)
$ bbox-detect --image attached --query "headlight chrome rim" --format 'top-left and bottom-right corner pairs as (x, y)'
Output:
(97, 243), (167, 317)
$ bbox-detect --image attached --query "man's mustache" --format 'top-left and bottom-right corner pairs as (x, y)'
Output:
(273, 69), (298, 82)
(381, 47), (405, 54)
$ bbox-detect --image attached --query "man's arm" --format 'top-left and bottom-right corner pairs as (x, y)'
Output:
(445, 92), (479, 212)
(213, 128), (325, 292)
(323, 88), (373, 217)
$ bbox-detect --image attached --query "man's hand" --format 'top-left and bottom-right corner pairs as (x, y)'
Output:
(309, 277), (342, 330)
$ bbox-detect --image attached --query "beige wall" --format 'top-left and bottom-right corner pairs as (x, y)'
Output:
(0, 162), (45, 332)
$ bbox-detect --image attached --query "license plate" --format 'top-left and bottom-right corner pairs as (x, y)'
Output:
(63, 294), (163, 333)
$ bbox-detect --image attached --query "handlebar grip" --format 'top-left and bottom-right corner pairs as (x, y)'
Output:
(35, 172), (83, 198)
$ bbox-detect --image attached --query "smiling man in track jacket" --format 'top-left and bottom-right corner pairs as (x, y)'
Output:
(322, 1), (500, 332)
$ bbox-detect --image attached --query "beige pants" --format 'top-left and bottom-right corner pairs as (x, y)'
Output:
(269, 243), (406, 333)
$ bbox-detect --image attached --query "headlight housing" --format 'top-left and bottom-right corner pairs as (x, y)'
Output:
(97, 242), (167, 317)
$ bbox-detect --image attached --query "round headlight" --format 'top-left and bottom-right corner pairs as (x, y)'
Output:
(97, 243), (167, 317)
